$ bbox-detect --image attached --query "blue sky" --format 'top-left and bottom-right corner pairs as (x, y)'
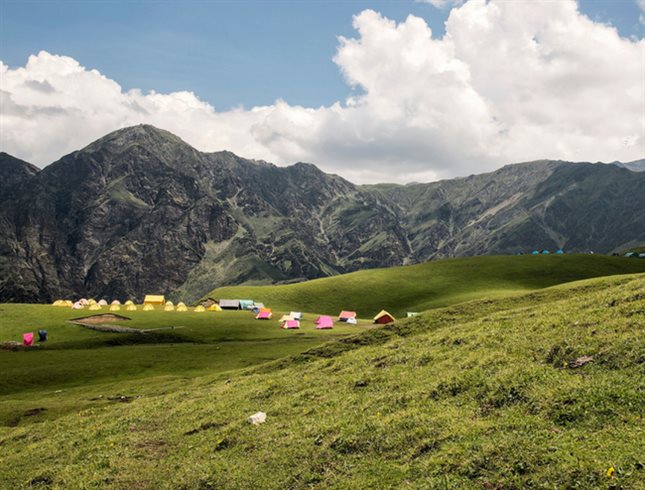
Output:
(1, 0), (642, 111)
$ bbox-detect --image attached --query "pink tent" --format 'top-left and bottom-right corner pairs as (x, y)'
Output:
(256, 310), (272, 320)
(315, 316), (334, 329)
(282, 320), (300, 329)
(23, 332), (34, 346)
(338, 310), (357, 321)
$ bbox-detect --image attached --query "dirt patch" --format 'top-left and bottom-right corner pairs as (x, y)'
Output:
(70, 313), (131, 324)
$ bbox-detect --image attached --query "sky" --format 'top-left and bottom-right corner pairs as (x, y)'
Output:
(1, 0), (644, 183)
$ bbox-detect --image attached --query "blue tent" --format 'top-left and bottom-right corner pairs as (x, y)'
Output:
(556, 249), (564, 254)
(532, 250), (539, 255)
(541, 250), (550, 254)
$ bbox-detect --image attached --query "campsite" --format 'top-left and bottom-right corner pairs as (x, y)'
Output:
(1, 254), (645, 487)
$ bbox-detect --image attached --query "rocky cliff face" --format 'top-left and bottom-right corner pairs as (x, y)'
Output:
(1, 125), (643, 303)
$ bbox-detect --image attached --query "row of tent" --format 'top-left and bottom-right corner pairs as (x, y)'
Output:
(52, 298), (224, 312)
(530, 249), (565, 255)
(267, 310), (397, 329)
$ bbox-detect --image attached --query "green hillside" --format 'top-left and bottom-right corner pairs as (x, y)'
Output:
(208, 254), (645, 317)
(2, 273), (643, 488)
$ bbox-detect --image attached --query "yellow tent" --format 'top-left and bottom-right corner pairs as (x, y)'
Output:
(124, 300), (134, 306)
(143, 295), (165, 305)
(164, 304), (175, 312)
(142, 304), (154, 311)
(176, 304), (188, 312)
(52, 299), (65, 306)
(125, 304), (137, 311)
(208, 304), (222, 311)
(165, 301), (174, 307)
(109, 304), (121, 311)
(63, 300), (73, 307)
(110, 300), (121, 306)
(373, 310), (396, 324)
(88, 298), (97, 305)
(88, 303), (101, 311)
(194, 305), (206, 312)
(98, 299), (108, 306)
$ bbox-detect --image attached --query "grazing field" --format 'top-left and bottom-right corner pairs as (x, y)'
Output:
(209, 254), (645, 316)
(1, 272), (643, 488)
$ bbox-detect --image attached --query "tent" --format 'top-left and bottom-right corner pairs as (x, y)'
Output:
(407, 312), (419, 318)
(624, 252), (636, 257)
(109, 304), (121, 311)
(373, 310), (396, 324)
(282, 319), (300, 329)
(532, 250), (539, 255)
(142, 304), (154, 311)
(144, 295), (165, 305)
(124, 300), (134, 306)
(88, 303), (101, 311)
(126, 304), (137, 311)
(98, 299), (108, 306)
(251, 302), (265, 313)
(346, 317), (357, 325)
(316, 316), (334, 329)
(338, 311), (357, 322)
(240, 300), (255, 310)
(219, 300), (241, 310)
(194, 305), (206, 313)
(208, 304), (222, 311)
(176, 302), (188, 312)
(289, 311), (302, 321)
(72, 301), (84, 309)
(256, 310), (272, 320)
(164, 304), (175, 312)
(541, 250), (550, 254)
(23, 332), (34, 346)
(63, 300), (73, 307)
(52, 300), (65, 306)
(79, 298), (89, 306)
(556, 249), (565, 255)
(111, 300), (121, 306)
(88, 299), (97, 305)
(38, 330), (48, 342)
(278, 314), (293, 323)
(639, 254), (645, 259)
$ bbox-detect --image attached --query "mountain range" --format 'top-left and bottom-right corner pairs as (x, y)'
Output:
(1, 124), (643, 303)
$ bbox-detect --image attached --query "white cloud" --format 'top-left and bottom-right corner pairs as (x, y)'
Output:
(416, 0), (464, 9)
(638, 0), (645, 25)
(0, 0), (643, 183)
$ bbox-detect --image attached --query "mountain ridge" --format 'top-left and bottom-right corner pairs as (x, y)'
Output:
(1, 125), (643, 302)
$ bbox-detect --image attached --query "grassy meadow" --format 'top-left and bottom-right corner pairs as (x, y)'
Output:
(0, 254), (644, 488)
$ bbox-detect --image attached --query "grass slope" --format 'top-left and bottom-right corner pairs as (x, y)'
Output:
(1, 273), (643, 488)
(208, 254), (645, 317)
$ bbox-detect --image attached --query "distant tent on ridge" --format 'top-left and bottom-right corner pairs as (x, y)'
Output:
(144, 295), (165, 305)
(72, 301), (84, 309)
(176, 302), (188, 312)
(88, 303), (101, 311)
(219, 300), (241, 310)
(142, 304), (154, 311)
(282, 319), (300, 329)
(278, 314), (293, 323)
(373, 310), (395, 324)
(338, 311), (357, 322)
(194, 305), (206, 312)
(109, 304), (121, 311)
(98, 299), (108, 306)
(256, 310), (272, 320)
(315, 315), (334, 329)
(126, 303), (137, 311)
(23, 332), (34, 346)
(532, 250), (539, 255)
(208, 304), (222, 311)
(556, 249), (564, 255)
(111, 300), (121, 306)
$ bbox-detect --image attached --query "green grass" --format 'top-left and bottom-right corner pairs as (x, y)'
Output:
(208, 254), (645, 317)
(1, 273), (643, 488)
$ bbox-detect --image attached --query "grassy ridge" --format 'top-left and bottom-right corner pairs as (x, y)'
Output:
(1, 273), (643, 488)
(208, 254), (645, 317)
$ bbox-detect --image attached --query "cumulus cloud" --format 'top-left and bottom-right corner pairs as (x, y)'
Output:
(416, 0), (464, 9)
(0, 0), (643, 183)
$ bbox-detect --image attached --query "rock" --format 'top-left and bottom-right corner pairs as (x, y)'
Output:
(248, 412), (266, 425)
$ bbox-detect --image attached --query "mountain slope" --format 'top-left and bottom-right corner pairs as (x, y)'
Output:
(1, 125), (644, 302)
(2, 273), (644, 488)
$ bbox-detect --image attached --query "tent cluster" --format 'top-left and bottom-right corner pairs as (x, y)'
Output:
(530, 249), (564, 255)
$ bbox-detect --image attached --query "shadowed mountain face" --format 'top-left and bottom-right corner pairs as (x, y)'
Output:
(1, 125), (643, 302)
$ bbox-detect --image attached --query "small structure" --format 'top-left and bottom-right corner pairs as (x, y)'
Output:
(79, 298), (89, 306)
(532, 250), (539, 255)
(109, 304), (121, 311)
(142, 304), (154, 311)
(338, 311), (357, 322)
(345, 317), (357, 325)
(52, 299), (65, 306)
(639, 253), (645, 259)
(124, 300), (134, 306)
(373, 310), (396, 324)
(194, 305), (206, 313)
(23, 332), (34, 346)
(282, 319), (300, 329)
(88, 303), (101, 311)
(289, 311), (302, 321)
(111, 300), (121, 306)
(278, 314), (293, 323)
(219, 300), (241, 310)
(176, 302), (188, 312)
(98, 299), (108, 306)
(407, 312), (419, 318)
(125, 304), (137, 311)
(256, 310), (272, 320)
(240, 300), (255, 310)
(556, 249), (565, 255)
(208, 303), (223, 311)
(72, 301), (85, 309)
(315, 315), (334, 329)
(251, 302), (265, 313)
(143, 295), (165, 305)
(38, 330), (48, 342)
(541, 250), (550, 255)
(87, 299), (97, 305)
(164, 301), (175, 312)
